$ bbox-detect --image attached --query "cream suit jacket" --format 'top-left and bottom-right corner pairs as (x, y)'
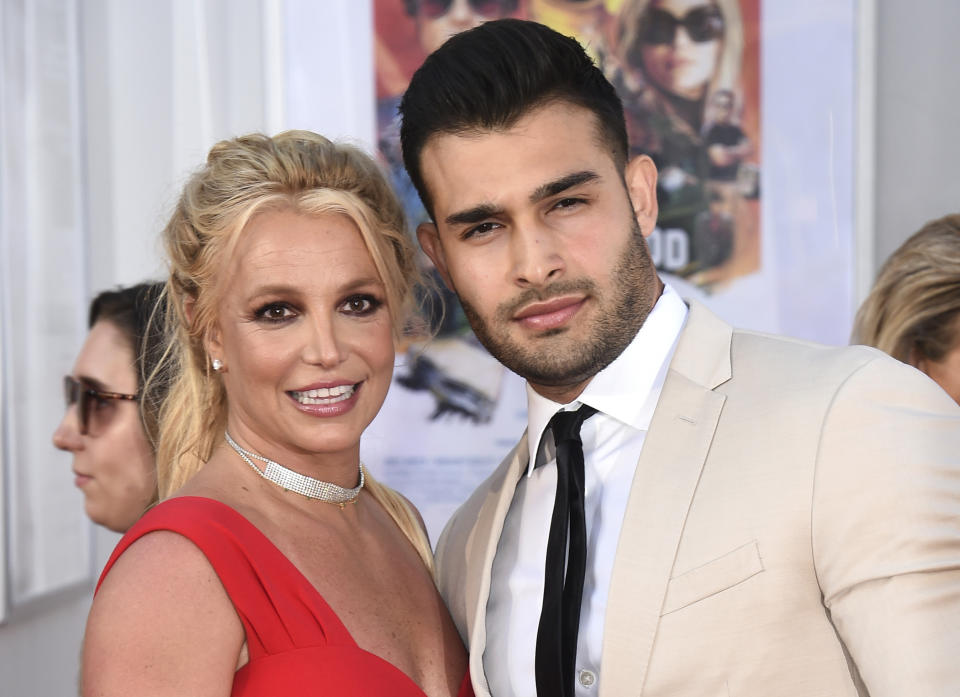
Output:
(435, 301), (960, 697)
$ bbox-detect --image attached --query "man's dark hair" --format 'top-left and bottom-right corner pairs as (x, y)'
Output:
(399, 18), (628, 218)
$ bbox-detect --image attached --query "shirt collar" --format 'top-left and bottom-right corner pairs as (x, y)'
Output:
(524, 283), (688, 475)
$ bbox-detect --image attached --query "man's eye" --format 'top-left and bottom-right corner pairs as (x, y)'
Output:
(553, 197), (586, 210)
(463, 221), (500, 240)
(255, 303), (295, 322)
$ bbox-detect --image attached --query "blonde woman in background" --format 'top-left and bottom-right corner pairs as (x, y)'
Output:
(853, 213), (960, 404)
(82, 131), (472, 697)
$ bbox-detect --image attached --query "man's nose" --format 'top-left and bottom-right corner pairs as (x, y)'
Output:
(510, 222), (566, 287)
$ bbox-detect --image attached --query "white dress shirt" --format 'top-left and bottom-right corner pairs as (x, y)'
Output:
(483, 284), (688, 697)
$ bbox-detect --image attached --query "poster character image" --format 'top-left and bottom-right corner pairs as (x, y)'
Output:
(606, 0), (761, 289)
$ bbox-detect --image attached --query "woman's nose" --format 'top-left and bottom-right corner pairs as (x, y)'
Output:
(302, 316), (347, 368)
(52, 406), (83, 452)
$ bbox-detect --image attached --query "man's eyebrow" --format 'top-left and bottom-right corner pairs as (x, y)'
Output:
(442, 170), (600, 226)
(445, 203), (505, 227)
(530, 170), (600, 203)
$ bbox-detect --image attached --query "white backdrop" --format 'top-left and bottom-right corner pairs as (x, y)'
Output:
(0, 0), (92, 619)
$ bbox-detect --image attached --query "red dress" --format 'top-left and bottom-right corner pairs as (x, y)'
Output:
(97, 496), (474, 697)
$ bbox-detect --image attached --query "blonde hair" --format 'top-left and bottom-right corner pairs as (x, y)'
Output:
(152, 130), (433, 572)
(852, 214), (960, 367)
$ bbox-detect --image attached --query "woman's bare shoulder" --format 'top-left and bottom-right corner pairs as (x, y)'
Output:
(82, 530), (244, 697)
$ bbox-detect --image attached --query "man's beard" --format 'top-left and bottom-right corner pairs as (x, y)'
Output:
(458, 219), (660, 389)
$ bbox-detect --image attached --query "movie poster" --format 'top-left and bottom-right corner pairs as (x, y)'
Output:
(368, 0), (761, 539)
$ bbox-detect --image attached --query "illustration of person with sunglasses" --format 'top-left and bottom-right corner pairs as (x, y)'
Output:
(611, 0), (755, 284)
(53, 282), (168, 532)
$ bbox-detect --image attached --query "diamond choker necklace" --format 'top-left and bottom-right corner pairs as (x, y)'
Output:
(224, 431), (364, 508)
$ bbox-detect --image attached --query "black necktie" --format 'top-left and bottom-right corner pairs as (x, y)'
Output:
(535, 404), (597, 697)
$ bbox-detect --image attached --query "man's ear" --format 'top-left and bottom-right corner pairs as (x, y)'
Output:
(624, 154), (659, 238)
(417, 221), (454, 289)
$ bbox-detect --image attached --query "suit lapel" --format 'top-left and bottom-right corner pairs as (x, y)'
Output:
(600, 301), (732, 696)
(465, 432), (530, 697)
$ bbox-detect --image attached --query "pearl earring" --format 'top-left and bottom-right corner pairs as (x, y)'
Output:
(212, 358), (223, 372)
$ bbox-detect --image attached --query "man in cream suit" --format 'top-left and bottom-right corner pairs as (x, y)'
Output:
(399, 19), (960, 697)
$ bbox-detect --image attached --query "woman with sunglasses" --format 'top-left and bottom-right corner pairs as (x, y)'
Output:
(80, 131), (471, 697)
(53, 282), (167, 533)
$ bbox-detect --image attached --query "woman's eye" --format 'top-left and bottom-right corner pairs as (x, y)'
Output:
(255, 303), (295, 322)
(341, 295), (382, 315)
(92, 397), (114, 412)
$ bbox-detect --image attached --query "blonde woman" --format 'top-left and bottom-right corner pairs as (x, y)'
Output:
(81, 132), (472, 697)
(853, 213), (960, 404)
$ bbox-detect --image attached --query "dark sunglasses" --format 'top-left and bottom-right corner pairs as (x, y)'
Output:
(418, 0), (517, 21)
(639, 5), (724, 45)
(63, 376), (138, 436)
